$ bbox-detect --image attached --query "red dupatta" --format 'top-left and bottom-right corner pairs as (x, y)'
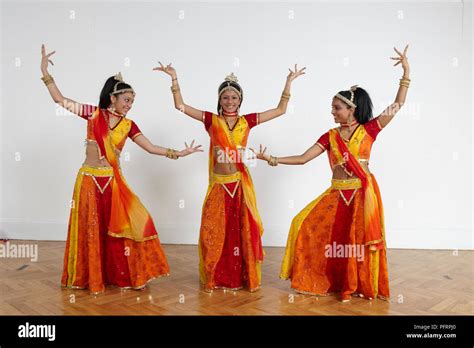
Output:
(91, 109), (158, 242)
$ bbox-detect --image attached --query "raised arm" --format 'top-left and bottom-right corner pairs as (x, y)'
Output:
(40, 44), (89, 116)
(258, 64), (306, 124)
(133, 135), (203, 159)
(377, 44), (411, 128)
(153, 62), (203, 122)
(250, 142), (324, 166)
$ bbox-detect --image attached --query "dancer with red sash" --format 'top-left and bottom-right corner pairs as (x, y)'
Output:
(252, 45), (411, 301)
(156, 64), (305, 291)
(40, 45), (202, 294)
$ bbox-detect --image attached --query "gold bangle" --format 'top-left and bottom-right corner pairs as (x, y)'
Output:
(41, 74), (54, 86)
(400, 78), (411, 85)
(165, 148), (179, 159)
(267, 155), (278, 166)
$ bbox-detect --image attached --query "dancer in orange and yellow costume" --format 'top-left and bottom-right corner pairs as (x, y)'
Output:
(252, 45), (410, 301)
(156, 63), (305, 291)
(40, 45), (202, 294)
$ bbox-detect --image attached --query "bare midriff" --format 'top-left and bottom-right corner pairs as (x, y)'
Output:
(82, 141), (120, 167)
(332, 161), (371, 180)
(212, 146), (244, 175)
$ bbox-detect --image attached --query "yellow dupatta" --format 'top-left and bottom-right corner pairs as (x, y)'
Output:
(91, 109), (158, 242)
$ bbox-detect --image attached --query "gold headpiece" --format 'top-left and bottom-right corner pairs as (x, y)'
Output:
(218, 72), (242, 99)
(110, 72), (135, 95)
(114, 72), (124, 82)
(335, 85), (358, 108)
(225, 72), (238, 83)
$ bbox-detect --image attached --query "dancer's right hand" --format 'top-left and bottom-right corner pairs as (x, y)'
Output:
(41, 44), (56, 74)
(153, 62), (177, 79)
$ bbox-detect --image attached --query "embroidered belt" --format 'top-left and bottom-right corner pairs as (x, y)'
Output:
(79, 164), (114, 194)
(210, 172), (241, 198)
(331, 178), (362, 206)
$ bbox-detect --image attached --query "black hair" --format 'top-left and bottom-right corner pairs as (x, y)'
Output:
(217, 80), (243, 114)
(99, 76), (134, 109)
(336, 87), (373, 124)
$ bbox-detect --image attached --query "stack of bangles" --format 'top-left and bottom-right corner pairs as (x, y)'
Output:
(281, 91), (291, 102)
(399, 77), (411, 88)
(165, 148), (179, 160)
(41, 74), (55, 86)
(268, 155), (278, 166)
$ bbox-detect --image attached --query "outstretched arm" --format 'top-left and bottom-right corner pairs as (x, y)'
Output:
(377, 44), (411, 128)
(133, 135), (203, 158)
(258, 64), (306, 124)
(250, 143), (324, 166)
(40, 44), (90, 116)
(153, 62), (203, 121)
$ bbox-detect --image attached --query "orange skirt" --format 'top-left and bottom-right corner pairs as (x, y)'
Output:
(198, 172), (262, 292)
(61, 165), (170, 294)
(280, 176), (389, 301)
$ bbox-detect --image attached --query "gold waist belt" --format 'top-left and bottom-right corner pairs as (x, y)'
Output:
(79, 164), (114, 177)
(210, 171), (241, 185)
(331, 178), (362, 190)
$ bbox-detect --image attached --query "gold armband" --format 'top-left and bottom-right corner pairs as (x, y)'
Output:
(171, 85), (180, 94)
(281, 92), (291, 102)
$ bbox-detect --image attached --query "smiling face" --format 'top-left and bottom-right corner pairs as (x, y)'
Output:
(331, 97), (354, 124)
(219, 90), (241, 113)
(110, 92), (135, 116)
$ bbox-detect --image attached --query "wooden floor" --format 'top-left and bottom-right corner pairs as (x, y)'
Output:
(0, 241), (472, 315)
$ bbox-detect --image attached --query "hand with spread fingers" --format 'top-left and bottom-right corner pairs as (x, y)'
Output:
(390, 44), (410, 74)
(250, 144), (271, 162)
(287, 64), (306, 83)
(153, 61), (177, 80)
(178, 140), (204, 157)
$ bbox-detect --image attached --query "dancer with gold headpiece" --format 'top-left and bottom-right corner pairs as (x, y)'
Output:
(155, 62), (305, 292)
(252, 45), (410, 301)
(40, 45), (203, 294)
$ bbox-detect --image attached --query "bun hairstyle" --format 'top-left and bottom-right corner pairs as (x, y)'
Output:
(335, 86), (373, 124)
(217, 72), (243, 114)
(99, 73), (134, 109)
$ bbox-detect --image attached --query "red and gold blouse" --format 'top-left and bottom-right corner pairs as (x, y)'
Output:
(315, 117), (383, 170)
(79, 105), (142, 152)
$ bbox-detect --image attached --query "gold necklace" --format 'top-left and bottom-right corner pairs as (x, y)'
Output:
(225, 116), (238, 130)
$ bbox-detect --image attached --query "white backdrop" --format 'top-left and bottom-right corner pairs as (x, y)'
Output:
(0, 0), (472, 249)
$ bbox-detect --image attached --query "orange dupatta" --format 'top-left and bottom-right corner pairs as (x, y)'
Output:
(208, 115), (264, 261)
(331, 129), (384, 250)
(92, 109), (158, 242)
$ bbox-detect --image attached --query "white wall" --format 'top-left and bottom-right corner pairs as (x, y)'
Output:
(1, 0), (472, 249)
